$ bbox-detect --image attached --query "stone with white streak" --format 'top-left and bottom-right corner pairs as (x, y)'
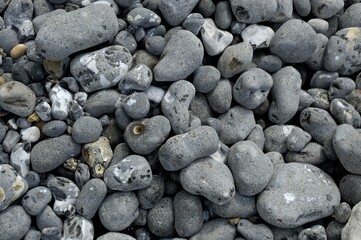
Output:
(10, 142), (31, 177)
(200, 18), (233, 56)
(70, 45), (132, 92)
(49, 84), (73, 120)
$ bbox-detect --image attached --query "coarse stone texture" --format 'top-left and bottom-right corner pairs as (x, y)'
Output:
(229, 0), (277, 23)
(257, 163), (340, 228)
(35, 3), (118, 60)
(341, 201), (361, 240)
(0, 205), (31, 240)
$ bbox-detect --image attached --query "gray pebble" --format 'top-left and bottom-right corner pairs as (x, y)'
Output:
(182, 13), (204, 35)
(42, 120), (67, 138)
(305, 33), (328, 70)
(334, 202), (351, 223)
(206, 79), (232, 114)
(75, 163), (91, 190)
(242, 24), (275, 49)
(0, 164), (29, 211)
(214, 1), (232, 29)
(32, 9), (65, 33)
(229, 0), (277, 23)
(35, 102), (52, 122)
(310, 0), (344, 19)
(49, 84), (73, 120)
(161, 80), (199, 134)
(138, 175), (165, 209)
(308, 88), (330, 110)
(341, 201), (361, 239)
(119, 64), (152, 94)
(84, 90), (124, 117)
(0, 28), (18, 55)
(3, 130), (20, 153)
(154, 30), (203, 82)
(127, 7), (160, 28)
(330, 98), (361, 127)
(0, 121), (8, 143)
(70, 45), (132, 93)
(293, 0), (311, 16)
(104, 155), (152, 191)
(346, 90), (361, 114)
(200, 18), (233, 56)
(35, 4), (118, 60)
(230, 20), (246, 35)
(333, 124), (361, 175)
(218, 106), (256, 145)
(298, 225), (327, 240)
(329, 77), (356, 100)
(196, 0), (215, 17)
(145, 36), (166, 56)
(159, 0), (198, 26)
(115, 107), (132, 131)
(264, 125), (295, 153)
(24, 171), (40, 189)
(237, 219), (273, 240)
(109, 143), (131, 167)
(286, 127), (312, 152)
(300, 107), (337, 144)
(3, 0), (33, 29)
(174, 190), (203, 237)
(41, 227), (62, 240)
(257, 163), (340, 228)
(35, 206), (62, 232)
(285, 142), (327, 166)
(308, 18), (329, 34)
(0, 205), (31, 240)
(217, 41), (253, 78)
(22, 186), (51, 216)
(97, 232), (136, 240)
(23, 230), (42, 240)
(72, 116), (102, 144)
(180, 156), (235, 205)
(339, 3), (361, 29)
(211, 192), (256, 218)
(233, 68), (273, 109)
(18, 20), (35, 42)
(269, 66), (302, 124)
(124, 115), (171, 155)
(257, 55), (283, 73)
(265, 151), (285, 165)
(123, 92), (150, 119)
(148, 197), (175, 237)
(47, 177), (79, 217)
(31, 135), (81, 173)
(190, 93), (214, 124)
(76, 178), (107, 219)
(193, 65), (220, 94)
(158, 126), (219, 171)
(190, 218), (236, 240)
(228, 141), (273, 196)
(339, 174), (361, 206)
(246, 124), (265, 150)
(270, 19), (317, 63)
(113, 30), (137, 54)
(0, 81), (36, 117)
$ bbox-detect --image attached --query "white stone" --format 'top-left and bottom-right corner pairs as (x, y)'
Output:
(10, 143), (30, 177)
(241, 24), (275, 49)
(20, 126), (40, 143)
(49, 84), (73, 120)
(201, 18), (233, 56)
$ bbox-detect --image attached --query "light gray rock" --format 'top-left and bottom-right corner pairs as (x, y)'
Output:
(241, 24), (274, 49)
(0, 205), (31, 240)
(189, 218), (236, 240)
(229, 0), (277, 23)
(237, 219), (273, 240)
(159, 0), (199, 26)
(341, 201), (361, 240)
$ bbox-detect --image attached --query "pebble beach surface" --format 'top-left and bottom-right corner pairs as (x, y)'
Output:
(0, 0), (361, 239)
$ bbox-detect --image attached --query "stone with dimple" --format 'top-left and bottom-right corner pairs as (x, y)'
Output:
(257, 163), (340, 228)
(70, 45), (132, 93)
(0, 81), (36, 117)
(0, 164), (29, 212)
(35, 3), (118, 60)
(229, 0), (277, 23)
(200, 18), (233, 56)
(154, 30), (203, 82)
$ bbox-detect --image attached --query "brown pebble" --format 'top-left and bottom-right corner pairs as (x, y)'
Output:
(0, 76), (5, 86)
(228, 217), (240, 225)
(28, 112), (40, 123)
(10, 44), (27, 59)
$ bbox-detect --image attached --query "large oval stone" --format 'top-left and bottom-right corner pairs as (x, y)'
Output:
(257, 162), (340, 228)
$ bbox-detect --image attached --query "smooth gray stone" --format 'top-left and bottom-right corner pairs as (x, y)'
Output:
(196, 0), (215, 17)
(339, 3), (361, 29)
(174, 191), (203, 237)
(310, 0), (344, 19)
(182, 13), (204, 35)
(211, 192), (256, 218)
(41, 120), (66, 138)
(264, 125), (295, 153)
(21, 186), (52, 216)
(84, 90), (124, 117)
(206, 79), (232, 114)
(23, 230), (42, 240)
(70, 45), (132, 93)
(30, 135), (81, 173)
(218, 106), (256, 145)
(300, 107), (337, 144)
(127, 7), (161, 28)
(229, 0), (277, 23)
(148, 197), (176, 237)
(293, 0), (311, 16)
(270, 19), (317, 63)
(333, 124), (361, 175)
(123, 92), (150, 119)
(339, 174), (361, 206)
(180, 156), (235, 205)
(233, 68), (273, 109)
(308, 18), (329, 34)
(305, 33), (328, 70)
(35, 205), (62, 232)
(97, 233), (136, 240)
(118, 64), (152, 94)
(324, 36), (347, 72)
(104, 155), (152, 191)
(0, 164), (29, 211)
(158, 126), (219, 171)
(154, 30), (203, 82)
(35, 3), (118, 60)
(257, 163), (340, 228)
(0, 205), (31, 240)
(341, 201), (361, 240)
(72, 116), (102, 144)
(237, 219), (273, 240)
(193, 65), (220, 94)
(228, 141), (273, 196)
(113, 30), (137, 54)
(159, 0), (198, 26)
(334, 202), (351, 223)
(326, 220), (345, 240)
(257, 55), (283, 73)
(246, 124), (265, 150)
(285, 142), (327, 166)
(330, 98), (361, 127)
(0, 82), (36, 117)
(98, 192), (139, 231)
(189, 218), (236, 240)
(124, 115), (171, 155)
(214, 1), (232, 29)
(76, 178), (107, 220)
(0, 28), (18, 55)
(145, 36), (166, 56)
(32, 9), (65, 33)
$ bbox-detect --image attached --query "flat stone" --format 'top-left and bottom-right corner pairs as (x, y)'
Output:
(257, 163), (340, 228)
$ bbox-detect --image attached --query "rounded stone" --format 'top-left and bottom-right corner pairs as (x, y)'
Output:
(147, 197), (176, 237)
(72, 116), (103, 144)
(229, 0), (277, 23)
(0, 205), (31, 240)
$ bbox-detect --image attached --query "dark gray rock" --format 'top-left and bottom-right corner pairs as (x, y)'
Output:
(237, 219), (273, 240)
(148, 197), (175, 237)
(41, 120), (67, 138)
(211, 192), (256, 218)
(0, 205), (31, 240)
(229, 0), (277, 23)
(339, 174), (361, 206)
(138, 175), (165, 209)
